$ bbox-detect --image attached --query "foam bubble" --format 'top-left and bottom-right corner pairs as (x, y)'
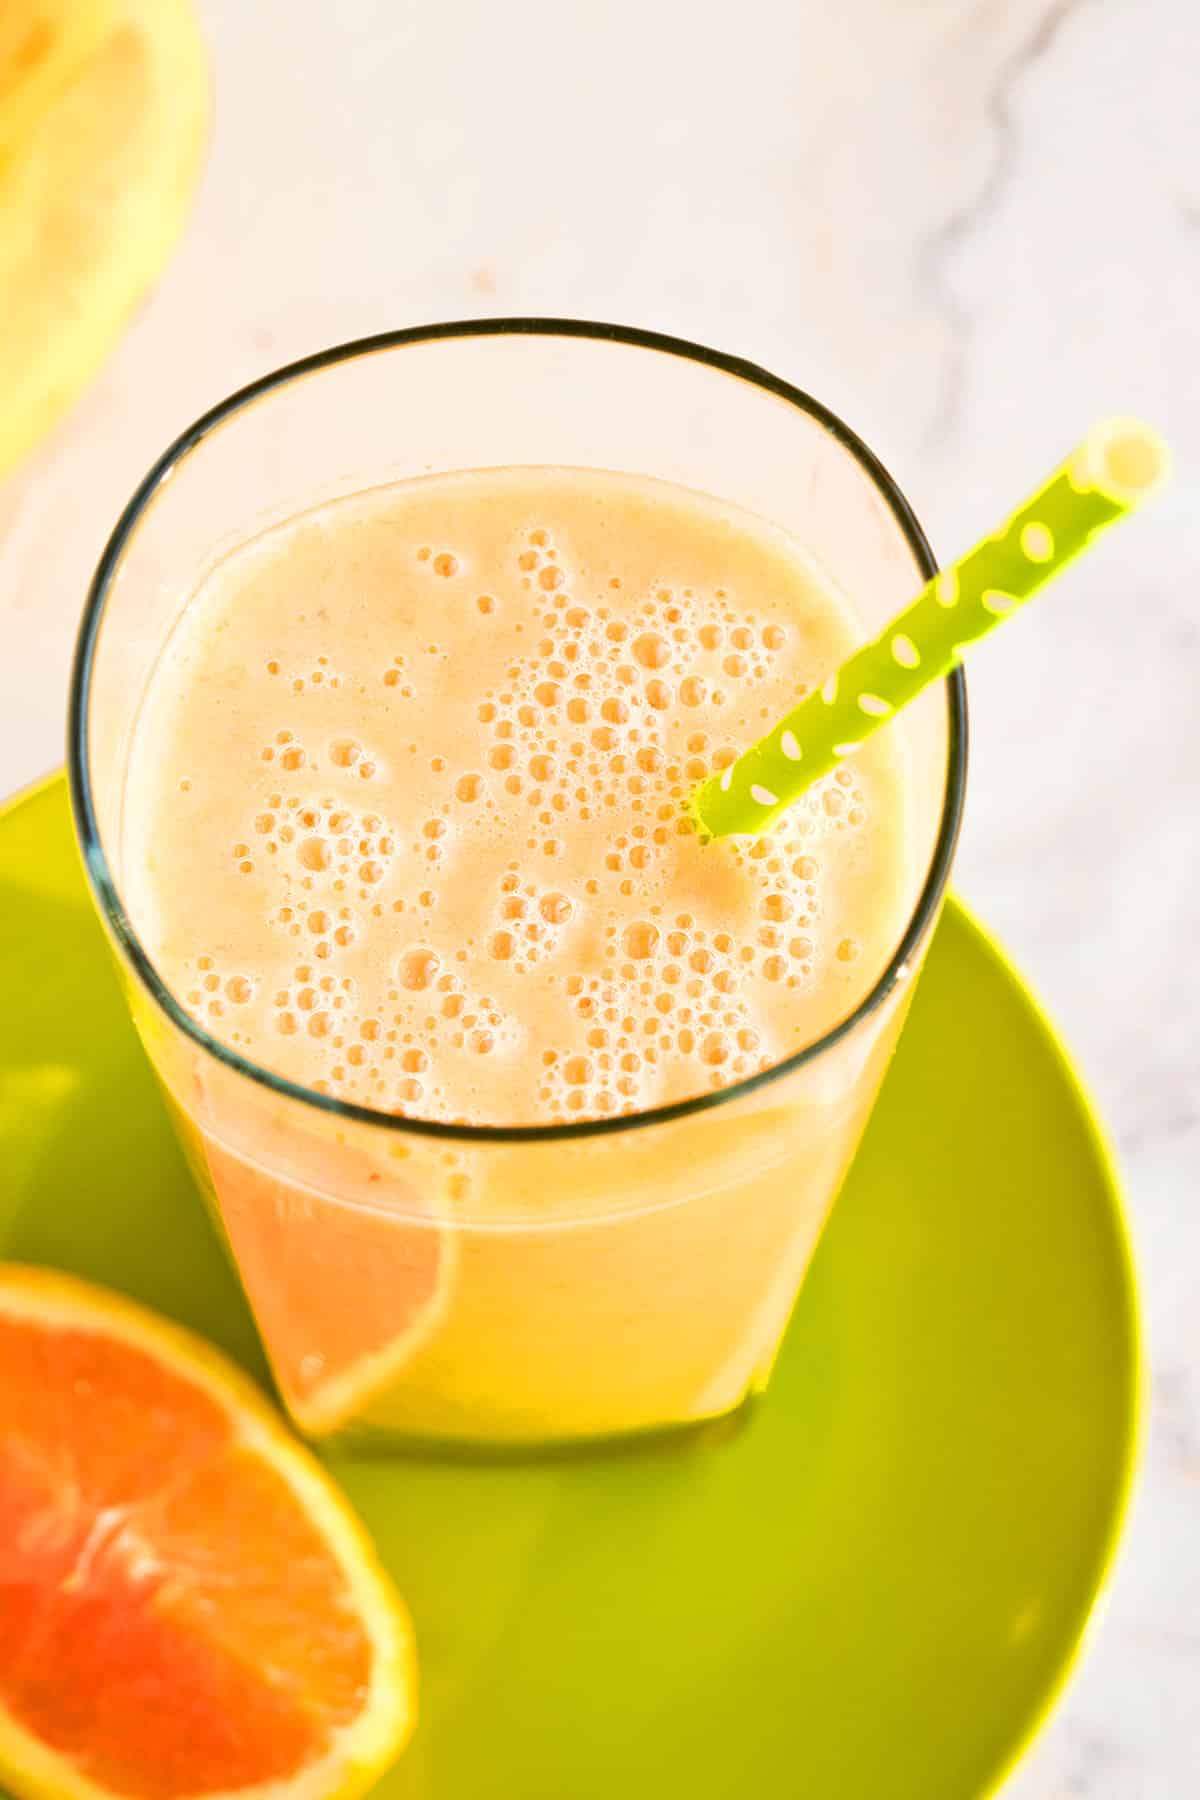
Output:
(633, 633), (670, 670)
(400, 948), (440, 990)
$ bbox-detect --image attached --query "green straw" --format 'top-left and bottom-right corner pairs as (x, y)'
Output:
(692, 418), (1171, 839)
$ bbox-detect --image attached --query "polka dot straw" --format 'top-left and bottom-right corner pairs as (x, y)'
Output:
(692, 419), (1170, 839)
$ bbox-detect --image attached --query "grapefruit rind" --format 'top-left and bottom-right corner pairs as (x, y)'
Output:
(0, 1264), (416, 1800)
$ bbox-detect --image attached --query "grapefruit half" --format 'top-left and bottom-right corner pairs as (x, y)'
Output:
(0, 1263), (416, 1800)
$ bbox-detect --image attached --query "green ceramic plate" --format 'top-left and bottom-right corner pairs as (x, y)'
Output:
(0, 775), (1140, 1800)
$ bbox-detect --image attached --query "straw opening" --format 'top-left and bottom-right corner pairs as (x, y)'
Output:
(1078, 418), (1171, 503)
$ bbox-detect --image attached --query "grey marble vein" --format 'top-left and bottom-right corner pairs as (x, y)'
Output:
(916, 0), (1092, 449)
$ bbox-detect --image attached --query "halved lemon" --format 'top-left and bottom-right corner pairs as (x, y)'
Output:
(0, 0), (208, 477)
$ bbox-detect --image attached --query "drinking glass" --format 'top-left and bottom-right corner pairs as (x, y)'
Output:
(70, 321), (966, 1450)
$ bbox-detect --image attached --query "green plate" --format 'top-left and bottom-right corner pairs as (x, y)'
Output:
(0, 775), (1140, 1800)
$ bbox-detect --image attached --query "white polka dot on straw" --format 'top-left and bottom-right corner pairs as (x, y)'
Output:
(891, 633), (920, 667)
(820, 673), (838, 703)
(981, 588), (1017, 615)
(1021, 521), (1055, 562)
(858, 693), (891, 717)
(779, 729), (802, 760)
(750, 784), (778, 807)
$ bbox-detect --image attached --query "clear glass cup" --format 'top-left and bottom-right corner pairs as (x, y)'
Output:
(69, 321), (966, 1452)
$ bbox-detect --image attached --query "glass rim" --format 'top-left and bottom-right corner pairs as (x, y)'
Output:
(67, 316), (968, 1146)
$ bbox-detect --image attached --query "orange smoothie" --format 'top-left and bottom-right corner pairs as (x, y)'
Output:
(123, 468), (916, 1445)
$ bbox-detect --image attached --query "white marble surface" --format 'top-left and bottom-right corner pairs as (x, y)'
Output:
(1, 0), (1197, 1790)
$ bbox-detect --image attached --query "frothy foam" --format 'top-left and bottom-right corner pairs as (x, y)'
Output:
(124, 468), (912, 1125)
